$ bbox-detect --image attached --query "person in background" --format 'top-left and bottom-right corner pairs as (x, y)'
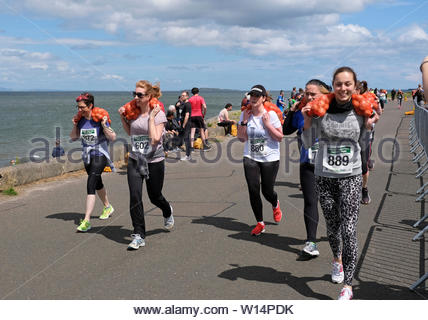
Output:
(189, 87), (211, 151)
(237, 84), (284, 236)
(164, 110), (181, 152)
(276, 90), (286, 114)
(52, 139), (65, 158)
(241, 92), (250, 109)
(70, 92), (116, 232)
(397, 89), (403, 108)
(217, 103), (236, 135)
(179, 91), (192, 161)
(290, 87), (297, 99)
(390, 89), (396, 102)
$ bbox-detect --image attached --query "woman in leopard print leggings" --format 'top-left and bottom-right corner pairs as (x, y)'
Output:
(302, 67), (378, 300)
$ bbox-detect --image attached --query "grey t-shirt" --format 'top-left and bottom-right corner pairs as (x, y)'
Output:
(129, 111), (167, 163)
(302, 110), (368, 178)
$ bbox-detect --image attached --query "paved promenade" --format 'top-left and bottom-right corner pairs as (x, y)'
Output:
(0, 100), (427, 300)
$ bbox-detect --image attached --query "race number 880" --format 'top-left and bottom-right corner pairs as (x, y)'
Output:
(328, 155), (349, 166)
(251, 145), (264, 153)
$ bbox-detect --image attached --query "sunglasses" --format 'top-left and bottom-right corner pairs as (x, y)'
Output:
(76, 105), (88, 109)
(133, 91), (148, 98)
(249, 92), (262, 98)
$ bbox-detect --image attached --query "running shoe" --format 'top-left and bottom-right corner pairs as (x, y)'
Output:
(77, 219), (91, 232)
(302, 241), (320, 256)
(251, 222), (265, 236)
(180, 155), (192, 161)
(332, 261), (344, 283)
(128, 234), (145, 250)
(164, 205), (174, 230)
(361, 187), (371, 205)
(272, 200), (282, 223)
(202, 144), (212, 152)
(99, 204), (114, 220)
(338, 287), (353, 300)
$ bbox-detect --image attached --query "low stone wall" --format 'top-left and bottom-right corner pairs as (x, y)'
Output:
(0, 144), (127, 188)
(0, 121), (234, 188)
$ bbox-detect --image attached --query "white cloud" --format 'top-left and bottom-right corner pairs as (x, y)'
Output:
(398, 25), (428, 42)
(101, 74), (124, 81)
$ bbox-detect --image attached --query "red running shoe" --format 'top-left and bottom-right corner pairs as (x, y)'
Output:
(273, 200), (282, 223)
(251, 222), (265, 236)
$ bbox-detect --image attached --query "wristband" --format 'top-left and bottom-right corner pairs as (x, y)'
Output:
(420, 60), (428, 72)
(240, 121), (247, 126)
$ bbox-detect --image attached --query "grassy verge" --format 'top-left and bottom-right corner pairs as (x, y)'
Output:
(2, 187), (18, 196)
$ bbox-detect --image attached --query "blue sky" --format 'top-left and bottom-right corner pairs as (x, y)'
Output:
(0, 0), (427, 91)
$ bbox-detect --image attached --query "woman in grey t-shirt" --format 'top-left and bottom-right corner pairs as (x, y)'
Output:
(119, 80), (173, 250)
(302, 67), (377, 300)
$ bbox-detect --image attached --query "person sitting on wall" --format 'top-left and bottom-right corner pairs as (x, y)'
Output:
(52, 139), (65, 158)
(217, 103), (236, 135)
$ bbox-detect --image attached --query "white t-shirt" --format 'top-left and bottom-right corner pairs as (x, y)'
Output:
(218, 109), (228, 122)
(240, 110), (281, 162)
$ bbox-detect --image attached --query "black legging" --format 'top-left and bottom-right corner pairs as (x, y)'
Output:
(179, 123), (192, 156)
(300, 162), (319, 242)
(127, 158), (171, 237)
(243, 157), (279, 222)
(84, 155), (107, 195)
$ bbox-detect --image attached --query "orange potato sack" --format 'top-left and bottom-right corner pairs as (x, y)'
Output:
(306, 93), (333, 117)
(264, 101), (284, 124)
(73, 107), (111, 124)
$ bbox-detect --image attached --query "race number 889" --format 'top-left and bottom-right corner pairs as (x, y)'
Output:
(328, 155), (349, 167)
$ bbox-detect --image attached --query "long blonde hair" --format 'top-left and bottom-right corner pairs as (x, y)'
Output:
(135, 80), (162, 99)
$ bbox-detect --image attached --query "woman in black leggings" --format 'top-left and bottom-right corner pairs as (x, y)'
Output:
(283, 79), (331, 256)
(70, 92), (116, 232)
(237, 84), (284, 235)
(119, 80), (173, 250)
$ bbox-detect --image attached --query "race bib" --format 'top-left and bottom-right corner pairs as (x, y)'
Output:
(249, 138), (268, 156)
(80, 128), (98, 145)
(131, 135), (151, 154)
(308, 142), (319, 164)
(322, 145), (353, 174)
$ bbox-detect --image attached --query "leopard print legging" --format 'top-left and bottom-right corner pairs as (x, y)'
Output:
(315, 175), (362, 286)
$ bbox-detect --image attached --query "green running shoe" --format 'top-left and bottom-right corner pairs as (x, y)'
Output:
(77, 219), (91, 232)
(99, 205), (114, 220)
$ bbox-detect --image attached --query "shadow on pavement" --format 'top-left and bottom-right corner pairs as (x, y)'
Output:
(218, 264), (332, 300)
(352, 280), (426, 300)
(46, 212), (168, 245)
(192, 215), (328, 258)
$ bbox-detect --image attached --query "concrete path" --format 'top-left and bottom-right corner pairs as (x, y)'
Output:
(0, 100), (426, 300)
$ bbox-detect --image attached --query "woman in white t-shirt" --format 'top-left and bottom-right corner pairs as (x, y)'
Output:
(119, 80), (173, 250)
(237, 84), (284, 236)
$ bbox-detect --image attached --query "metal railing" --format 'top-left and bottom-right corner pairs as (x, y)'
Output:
(408, 100), (428, 290)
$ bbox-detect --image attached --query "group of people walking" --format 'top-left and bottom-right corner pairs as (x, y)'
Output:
(70, 66), (380, 300)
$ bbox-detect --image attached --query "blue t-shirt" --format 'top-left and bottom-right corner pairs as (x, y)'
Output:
(276, 95), (285, 113)
(52, 146), (65, 157)
(77, 118), (109, 157)
(291, 110), (313, 163)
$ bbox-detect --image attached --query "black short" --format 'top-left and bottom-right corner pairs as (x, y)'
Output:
(191, 116), (205, 129)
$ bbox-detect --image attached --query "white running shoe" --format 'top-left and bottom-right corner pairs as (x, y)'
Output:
(332, 261), (344, 283)
(302, 241), (320, 256)
(338, 287), (353, 300)
(164, 205), (174, 230)
(128, 234), (145, 250)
